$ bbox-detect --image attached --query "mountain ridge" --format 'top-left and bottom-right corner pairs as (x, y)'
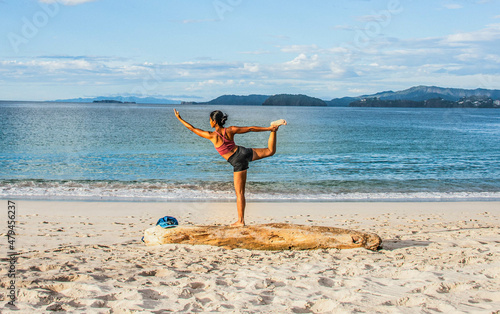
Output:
(48, 85), (500, 106)
(328, 85), (500, 106)
(185, 94), (270, 106)
(262, 94), (327, 107)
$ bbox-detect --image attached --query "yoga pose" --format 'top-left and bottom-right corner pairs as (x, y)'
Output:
(174, 109), (286, 227)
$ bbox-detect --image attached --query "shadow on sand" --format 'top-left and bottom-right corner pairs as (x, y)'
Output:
(381, 239), (432, 251)
(380, 226), (496, 251)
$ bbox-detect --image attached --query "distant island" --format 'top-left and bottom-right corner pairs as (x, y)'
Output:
(350, 96), (500, 108)
(54, 96), (182, 104)
(262, 94), (327, 107)
(185, 94), (327, 106)
(182, 94), (270, 106)
(93, 100), (136, 104)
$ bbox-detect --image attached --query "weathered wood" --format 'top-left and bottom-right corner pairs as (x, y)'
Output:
(143, 223), (382, 251)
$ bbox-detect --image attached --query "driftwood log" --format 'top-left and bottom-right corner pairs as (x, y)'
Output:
(143, 223), (382, 251)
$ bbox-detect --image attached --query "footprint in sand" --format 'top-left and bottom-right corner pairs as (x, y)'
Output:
(53, 274), (90, 282)
(43, 283), (73, 293)
(318, 277), (335, 288)
(138, 289), (163, 300)
(216, 279), (229, 286)
(95, 293), (118, 301)
(30, 264), (61, 272)
(46, 303), (69, 311)
(138, 270), (158, 277)
(90, 300), (107, 308)
(197, 297), (212, 306)
(90, 274), (112, 282)
(188, 282), (205, 289)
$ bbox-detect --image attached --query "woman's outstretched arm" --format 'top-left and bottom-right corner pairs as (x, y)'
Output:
(230, 126), (276, 134)
(174, 109), (212, 139)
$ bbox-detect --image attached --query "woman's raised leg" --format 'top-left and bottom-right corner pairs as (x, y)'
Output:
(231, 170), (247, 227)
(252, 128), (278, 161)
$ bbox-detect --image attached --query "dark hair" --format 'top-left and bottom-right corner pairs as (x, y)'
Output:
(210, 110), (228, 127)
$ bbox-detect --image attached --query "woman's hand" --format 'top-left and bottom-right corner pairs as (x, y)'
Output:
(173, 109), (212, 139)
(174, 109), (181, 120)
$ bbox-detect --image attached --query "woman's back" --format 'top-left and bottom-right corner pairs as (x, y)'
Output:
(213, 128), (236, 156)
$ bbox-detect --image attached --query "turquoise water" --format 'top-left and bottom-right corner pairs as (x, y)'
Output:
(1, 101), (499, 201)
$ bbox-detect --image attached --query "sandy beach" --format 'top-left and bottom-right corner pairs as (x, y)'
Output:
(1, 200), (499, 313)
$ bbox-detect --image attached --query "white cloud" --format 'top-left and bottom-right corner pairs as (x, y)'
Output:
(485, 54), (500, 63)
(269, 35), (290, 41)
(39, 0), (96, 5)
(325, 47), (350, 54)
(444, 23), (500, 43)
(348, 88), (365, 94)
(332, 25), (361, 31)
(243, 63), (259, 73)
(4, 17), (500, 101)
(328, 62), (346, 77)
(455, 53), (480, 62)
(443, 4), (463, 9)
(280, 45), (319, 54)
(2, 59), (99, 73)
(283, 54), (320, 70)
(186, 79), (237, 91)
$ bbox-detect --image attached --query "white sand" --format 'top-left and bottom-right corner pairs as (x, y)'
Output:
(1, 201), (499, 313)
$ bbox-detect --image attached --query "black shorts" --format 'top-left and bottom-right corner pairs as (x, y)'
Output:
(227, 146), (254, 172)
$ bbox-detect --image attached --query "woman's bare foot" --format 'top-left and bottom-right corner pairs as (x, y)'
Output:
(231, 221), (245, 227)
(271, 119), (287, 127)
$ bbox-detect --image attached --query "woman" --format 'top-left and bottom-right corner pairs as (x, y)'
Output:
(174, 109), (286, 227)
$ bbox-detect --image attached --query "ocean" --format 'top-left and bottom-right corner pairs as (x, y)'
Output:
(1, 101), (499, 201)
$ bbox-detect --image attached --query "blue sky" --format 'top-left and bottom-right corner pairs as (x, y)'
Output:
(1, 0), (500, 101)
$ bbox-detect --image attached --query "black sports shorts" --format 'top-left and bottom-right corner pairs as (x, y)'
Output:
(227, 146), (254, 172)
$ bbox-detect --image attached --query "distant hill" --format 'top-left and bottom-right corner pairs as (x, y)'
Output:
(263, 94), (327, 107)
(350, 96), (500, 108)
(192, 94), (327, 106)
(326, 97), (358, 107)
(366, 85), (500, 101)
(195, 94), (270, 106)
(327, 85), (500, 106)
(53, 96), (181, 104)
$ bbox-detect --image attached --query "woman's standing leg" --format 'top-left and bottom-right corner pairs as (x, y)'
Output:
(232, 170), (247, 227)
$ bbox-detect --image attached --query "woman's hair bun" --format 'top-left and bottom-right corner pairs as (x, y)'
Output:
(221, 114), (228, 125)
(210, 110), (228, 127)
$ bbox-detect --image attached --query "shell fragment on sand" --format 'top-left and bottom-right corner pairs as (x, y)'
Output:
(143, 223), (382, 251)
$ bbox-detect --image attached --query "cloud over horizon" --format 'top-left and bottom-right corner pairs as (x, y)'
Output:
(1, 0), (500, 100)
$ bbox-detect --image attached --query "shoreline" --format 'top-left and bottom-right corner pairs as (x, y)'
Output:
(8, 197), (500, 203)
(2, 200), (499, 312)
(3, 198), (500, 204)
(2, 178), (500, 204)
